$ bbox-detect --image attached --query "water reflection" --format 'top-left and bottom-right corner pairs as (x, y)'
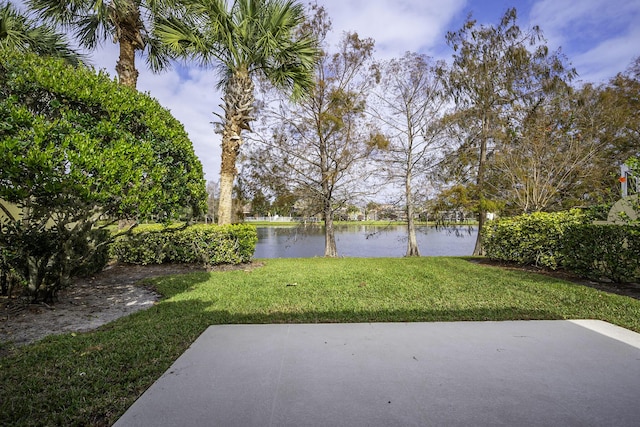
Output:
(253, 225), (477, 258)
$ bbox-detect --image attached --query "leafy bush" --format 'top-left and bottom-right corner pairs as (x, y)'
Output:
(563, 224), (640, 283)
(483, 209), (640, 283)
(111, 224), (258, 266)
(0, 49), (207, 301)
(482, 210), (587, 269)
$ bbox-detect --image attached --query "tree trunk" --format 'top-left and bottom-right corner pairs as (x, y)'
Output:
(1, 268), (8, 296)
(473, 209), (485, 256)
(317, 119), (338, 256)
(218, 164), (236, 225)
(114, 4), (145, 88)
(473, 114), (489, 256)
(218, 121), (242, 225)
(405, 165), (420, 257)
(26, 256), (45, 302)
(115, 37), (139, 88)
(217, 69), (255, 225)
(406, 211), (420, 256)
(324, 205), (338, 257)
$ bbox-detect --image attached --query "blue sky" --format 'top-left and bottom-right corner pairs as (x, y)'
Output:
(14, 0), (640, 182)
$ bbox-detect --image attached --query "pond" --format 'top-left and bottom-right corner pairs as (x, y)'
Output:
(253, 225), (477, 258)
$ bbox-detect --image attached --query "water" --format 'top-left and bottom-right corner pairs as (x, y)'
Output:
(253, 225), (477, 258)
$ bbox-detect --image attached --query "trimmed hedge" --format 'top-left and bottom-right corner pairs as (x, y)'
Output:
(110, 224), (257, 266)
(482, 210), (586, 270)
(563, 224), (640, 283)
(482, 210), (640, 283)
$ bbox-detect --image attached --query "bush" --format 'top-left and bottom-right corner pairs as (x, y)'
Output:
(0, 223), (110, 300)
(483, 210), (640, 283)
(0, 49), (207, 301)
(563, 224), (640, 283)
(482, 210), (586, 269)
(111, 224), (258, 266)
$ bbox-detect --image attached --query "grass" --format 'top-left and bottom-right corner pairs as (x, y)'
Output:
(1, 257), (639, 426)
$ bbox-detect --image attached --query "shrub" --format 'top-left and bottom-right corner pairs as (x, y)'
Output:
(0, 49), (207, 301)
(483, 209), (640, 283)
(563, 224), (640, 283)
(482, 210), (586, 269)
(110, 224), (258, 266)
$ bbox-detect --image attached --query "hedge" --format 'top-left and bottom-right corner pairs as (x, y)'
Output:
(482, 210), (586, 270)
(563, 224), (640, 283)
(110, 224), (258, 266)
(482, 210), (640, 283)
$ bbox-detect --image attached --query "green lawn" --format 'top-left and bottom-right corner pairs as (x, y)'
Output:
(1, 257), (639, 426)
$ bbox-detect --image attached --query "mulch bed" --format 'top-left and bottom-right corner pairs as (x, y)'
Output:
(466, 258), (640, 300)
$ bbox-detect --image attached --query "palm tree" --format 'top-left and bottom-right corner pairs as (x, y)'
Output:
(155, 0), (319, 225)
(27, 0), (168, 88)
(0, 1), (84, 65)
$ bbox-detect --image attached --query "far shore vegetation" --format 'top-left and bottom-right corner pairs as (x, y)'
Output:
(226, 220), (477, 227)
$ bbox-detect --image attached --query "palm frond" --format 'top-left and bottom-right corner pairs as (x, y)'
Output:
(145, 33), (173, 72)
(1, 1), (86, 66)
(74, 13), (110, 49)
(26, 0), (82, 26)
(155, 16), (204, 59)
(153, 0), (319, 97)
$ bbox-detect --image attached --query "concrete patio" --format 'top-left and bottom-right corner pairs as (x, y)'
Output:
(114, 320), (640, 426)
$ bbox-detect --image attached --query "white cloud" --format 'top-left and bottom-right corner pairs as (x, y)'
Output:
(321, 0), (467, 59)
(530, 0), (639, 42)
(571, 26), (640, 84)
(529, 0), (640, 82)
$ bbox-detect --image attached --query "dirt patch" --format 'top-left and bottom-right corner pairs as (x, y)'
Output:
(0, 262), (261, 353)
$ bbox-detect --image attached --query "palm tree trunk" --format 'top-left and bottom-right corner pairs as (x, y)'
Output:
(218, 126), (241, 225)
(114, 16), (142, 230)
(116, 37), (139, 88)
(114, 5), (144, 88)
(217, 69), (255, 225)
(218, 171), (235, 225)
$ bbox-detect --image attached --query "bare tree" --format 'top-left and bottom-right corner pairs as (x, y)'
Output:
(369, 52), (448, 256)
(491, 93), (601, 213)
(246, 5), (382, 256)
